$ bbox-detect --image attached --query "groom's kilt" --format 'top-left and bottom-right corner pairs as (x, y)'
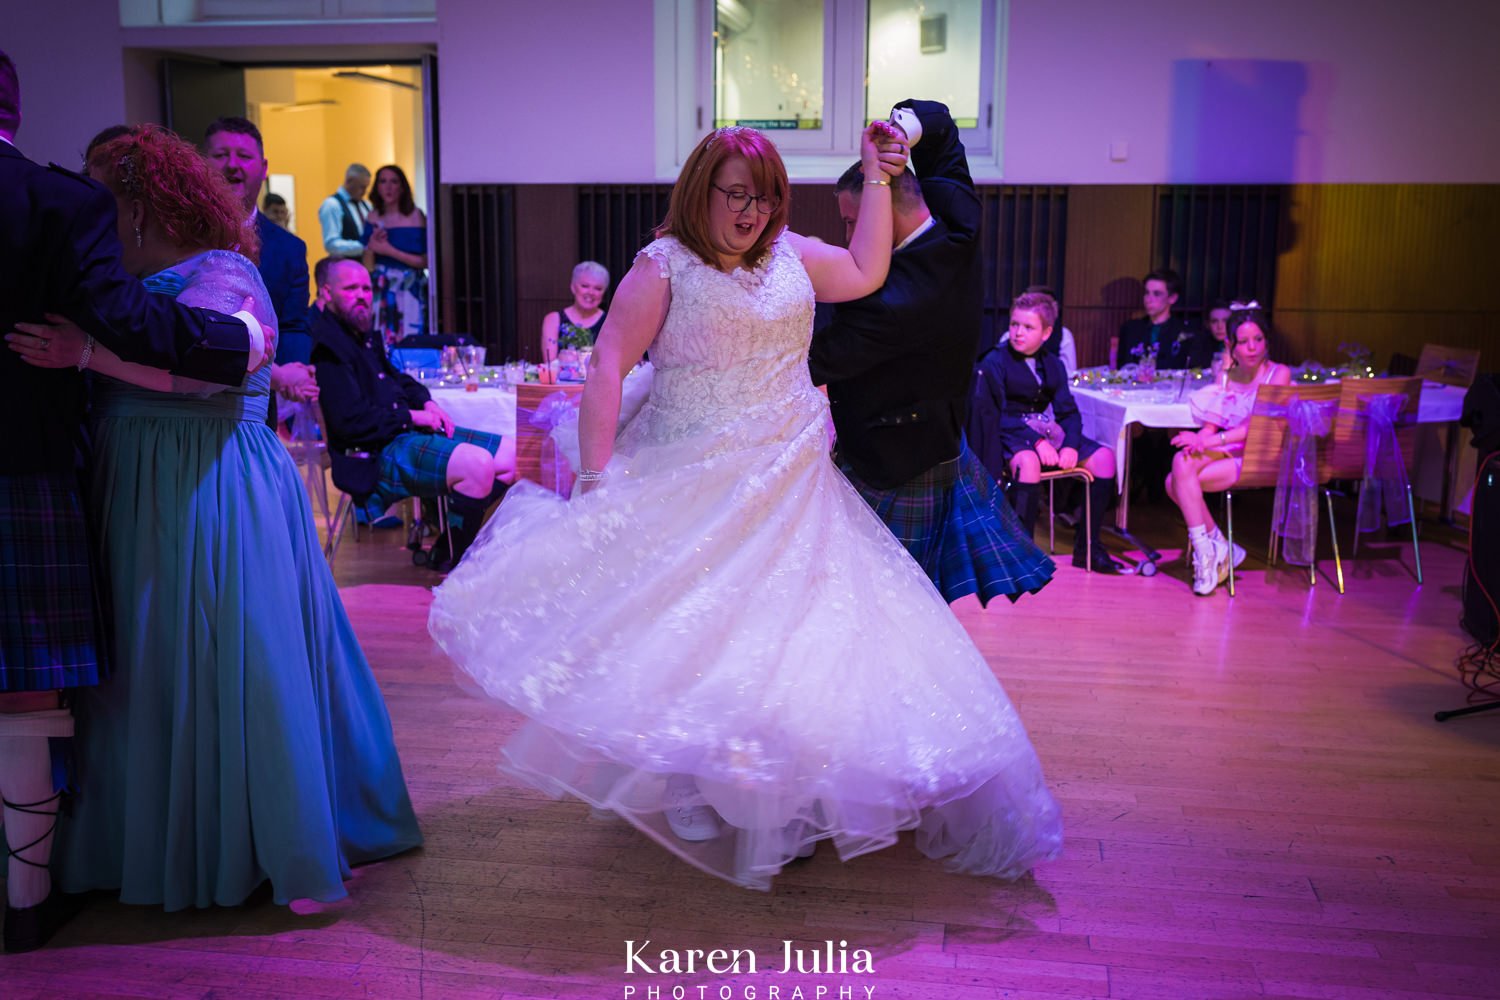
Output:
(0, 472), (109, 692)
(841, 443), (1054, 607)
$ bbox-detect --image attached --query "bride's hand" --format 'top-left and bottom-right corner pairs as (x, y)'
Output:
(864, 120), (908, 178)
(8, 314), (89, 369)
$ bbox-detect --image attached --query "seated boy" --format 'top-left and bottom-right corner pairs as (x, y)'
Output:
(974, 291), (1120, 573)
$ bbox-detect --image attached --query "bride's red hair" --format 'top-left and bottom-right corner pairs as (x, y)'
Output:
(87, 124), (259, 264)
(657, 126), (789, 271)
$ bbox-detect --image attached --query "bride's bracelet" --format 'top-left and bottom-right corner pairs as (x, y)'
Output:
(77, 335), (96, 371)
(576, 468), (607, 483)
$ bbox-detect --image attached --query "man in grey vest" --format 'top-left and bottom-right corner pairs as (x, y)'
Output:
(318, 163), (371, 260)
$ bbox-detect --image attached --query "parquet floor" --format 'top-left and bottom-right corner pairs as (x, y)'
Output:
(5, 496), (1499, 999)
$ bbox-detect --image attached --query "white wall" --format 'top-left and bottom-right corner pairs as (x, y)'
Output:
(1001, 0), (1500, 184)
(6, 0), (1500, 185)
(5, 0), (129, 168)
(435, 0), (659, 184)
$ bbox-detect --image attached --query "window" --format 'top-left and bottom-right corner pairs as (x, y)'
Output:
(715, 0), (827, 131)
(658, 0), (1003, 180)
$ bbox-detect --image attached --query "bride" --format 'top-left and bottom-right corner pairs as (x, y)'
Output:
(429, 122), (1062, 890)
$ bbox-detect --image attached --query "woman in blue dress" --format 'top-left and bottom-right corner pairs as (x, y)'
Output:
(15, 126), (422, 911)
(362, 164), (429, 345)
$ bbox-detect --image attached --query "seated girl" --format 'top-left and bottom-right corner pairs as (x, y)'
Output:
(1165, 304), (1291, 596)
(975, 292), (1119, 573)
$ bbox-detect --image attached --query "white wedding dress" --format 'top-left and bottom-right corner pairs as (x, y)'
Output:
(429, 234), (1062, 889)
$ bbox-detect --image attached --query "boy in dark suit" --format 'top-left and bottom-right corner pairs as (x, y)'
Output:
(1117, 268), (1216, 370)
(974, 291), (1121, 573)
(810, 100), (1053, 605)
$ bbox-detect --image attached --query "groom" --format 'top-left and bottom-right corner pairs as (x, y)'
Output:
(809, 100), (1052, 606)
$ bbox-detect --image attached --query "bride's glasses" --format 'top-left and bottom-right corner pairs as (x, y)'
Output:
(711, 183), (780, 215)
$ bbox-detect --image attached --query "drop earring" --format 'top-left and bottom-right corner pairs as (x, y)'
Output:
(134, 226), (143, 248)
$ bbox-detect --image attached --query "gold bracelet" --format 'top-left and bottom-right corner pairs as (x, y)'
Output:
(864, 176), (891, 187)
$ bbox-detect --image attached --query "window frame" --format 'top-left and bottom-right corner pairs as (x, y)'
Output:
(655, 0), (1006, 182)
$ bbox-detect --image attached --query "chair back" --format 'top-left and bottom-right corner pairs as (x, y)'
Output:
(1328, 376), (1422, 480)
(1237, 383), (1341, 490)
(514, 382), (586, 494)
(1108, 335), (1119, 370)
(1414, 344), (1481, 388)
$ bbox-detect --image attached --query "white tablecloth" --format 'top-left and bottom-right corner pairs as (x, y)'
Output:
(1073, 380), (1470, 513)
(427, 386), (518, 438)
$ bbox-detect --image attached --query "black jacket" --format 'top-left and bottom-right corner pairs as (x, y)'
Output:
(0, 141), (250, 476)
(309, 307), (430, 495)
(969, 345), (1085, 479)
(1117, 313), (1216, 370)
(808, 100), (980, 489)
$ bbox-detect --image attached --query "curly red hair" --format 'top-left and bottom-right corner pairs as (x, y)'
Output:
(87, 124), (259, 264)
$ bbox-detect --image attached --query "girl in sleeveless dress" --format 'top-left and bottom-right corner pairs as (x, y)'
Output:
(15, 127), (421, 910)
(1167, 305), (1292, 596)
(429, 124), (1062, 890)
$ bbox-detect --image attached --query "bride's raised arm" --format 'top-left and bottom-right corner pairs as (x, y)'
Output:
(576, 254), (671, 489)
(786, 122), (908, 304)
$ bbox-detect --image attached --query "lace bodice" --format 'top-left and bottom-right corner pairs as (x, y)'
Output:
(625, 235), (821, 444)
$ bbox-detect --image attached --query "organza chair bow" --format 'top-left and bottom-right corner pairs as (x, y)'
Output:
(530, 390), (583, 495)
(1327, 376), (1423, 586)
(1354, 393), (1411, 535)
(1265, 397), (1338, 568)
(1225, 383), (1344, 595)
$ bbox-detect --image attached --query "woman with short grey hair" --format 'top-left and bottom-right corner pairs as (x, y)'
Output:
(541, 260), (610, 363)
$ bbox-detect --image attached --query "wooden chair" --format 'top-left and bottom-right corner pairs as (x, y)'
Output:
(1223, 383), (1343, 595)
(1038, 467), (1095, 571)
(515, 382), (586, 495)
(1108, 336), (1120, 370)
(1327, 376), (1423, 585)
(1414, 344), (1481, 389)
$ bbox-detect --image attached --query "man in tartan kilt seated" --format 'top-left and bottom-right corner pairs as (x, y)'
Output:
(311, 259), (515, 569)
(809, 100), (1053, 606)
(0, 50), (260, 952)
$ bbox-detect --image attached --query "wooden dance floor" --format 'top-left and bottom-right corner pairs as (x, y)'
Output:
(5, 500), (1500, 999)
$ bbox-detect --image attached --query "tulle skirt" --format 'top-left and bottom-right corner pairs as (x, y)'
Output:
(429, 387), (1061, 889)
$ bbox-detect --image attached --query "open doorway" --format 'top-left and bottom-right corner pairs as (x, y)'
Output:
(163, 58), (434, 333)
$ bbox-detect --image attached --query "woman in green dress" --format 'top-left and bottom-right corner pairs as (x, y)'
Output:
(15, 126), (421, 911)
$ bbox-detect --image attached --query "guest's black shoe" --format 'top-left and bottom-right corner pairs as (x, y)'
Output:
(3, 889), (84, 953)
(1072, 547), (1122, 574)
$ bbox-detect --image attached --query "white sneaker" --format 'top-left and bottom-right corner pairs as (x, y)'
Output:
(1210, 531), (1247, 569)
(1212, 536), (1233, 588)
(663, 785), (722, 842)
(1190, 538), (1220, 596)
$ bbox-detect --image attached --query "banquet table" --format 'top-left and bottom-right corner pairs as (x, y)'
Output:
(1072, 379), (1468, 531)
(428, 365), (651, 494)
(428, 383), (518, 438)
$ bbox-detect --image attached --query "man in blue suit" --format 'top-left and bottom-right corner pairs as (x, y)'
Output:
(203, 117), (318, 406)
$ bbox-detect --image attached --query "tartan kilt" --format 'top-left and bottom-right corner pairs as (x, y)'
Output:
(0, 472), (109, 691)
(842, 443), (1055, 607)
(363, 426), (504, 526)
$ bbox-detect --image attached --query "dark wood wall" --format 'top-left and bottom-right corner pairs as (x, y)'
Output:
(439, 181), (1500, 370)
